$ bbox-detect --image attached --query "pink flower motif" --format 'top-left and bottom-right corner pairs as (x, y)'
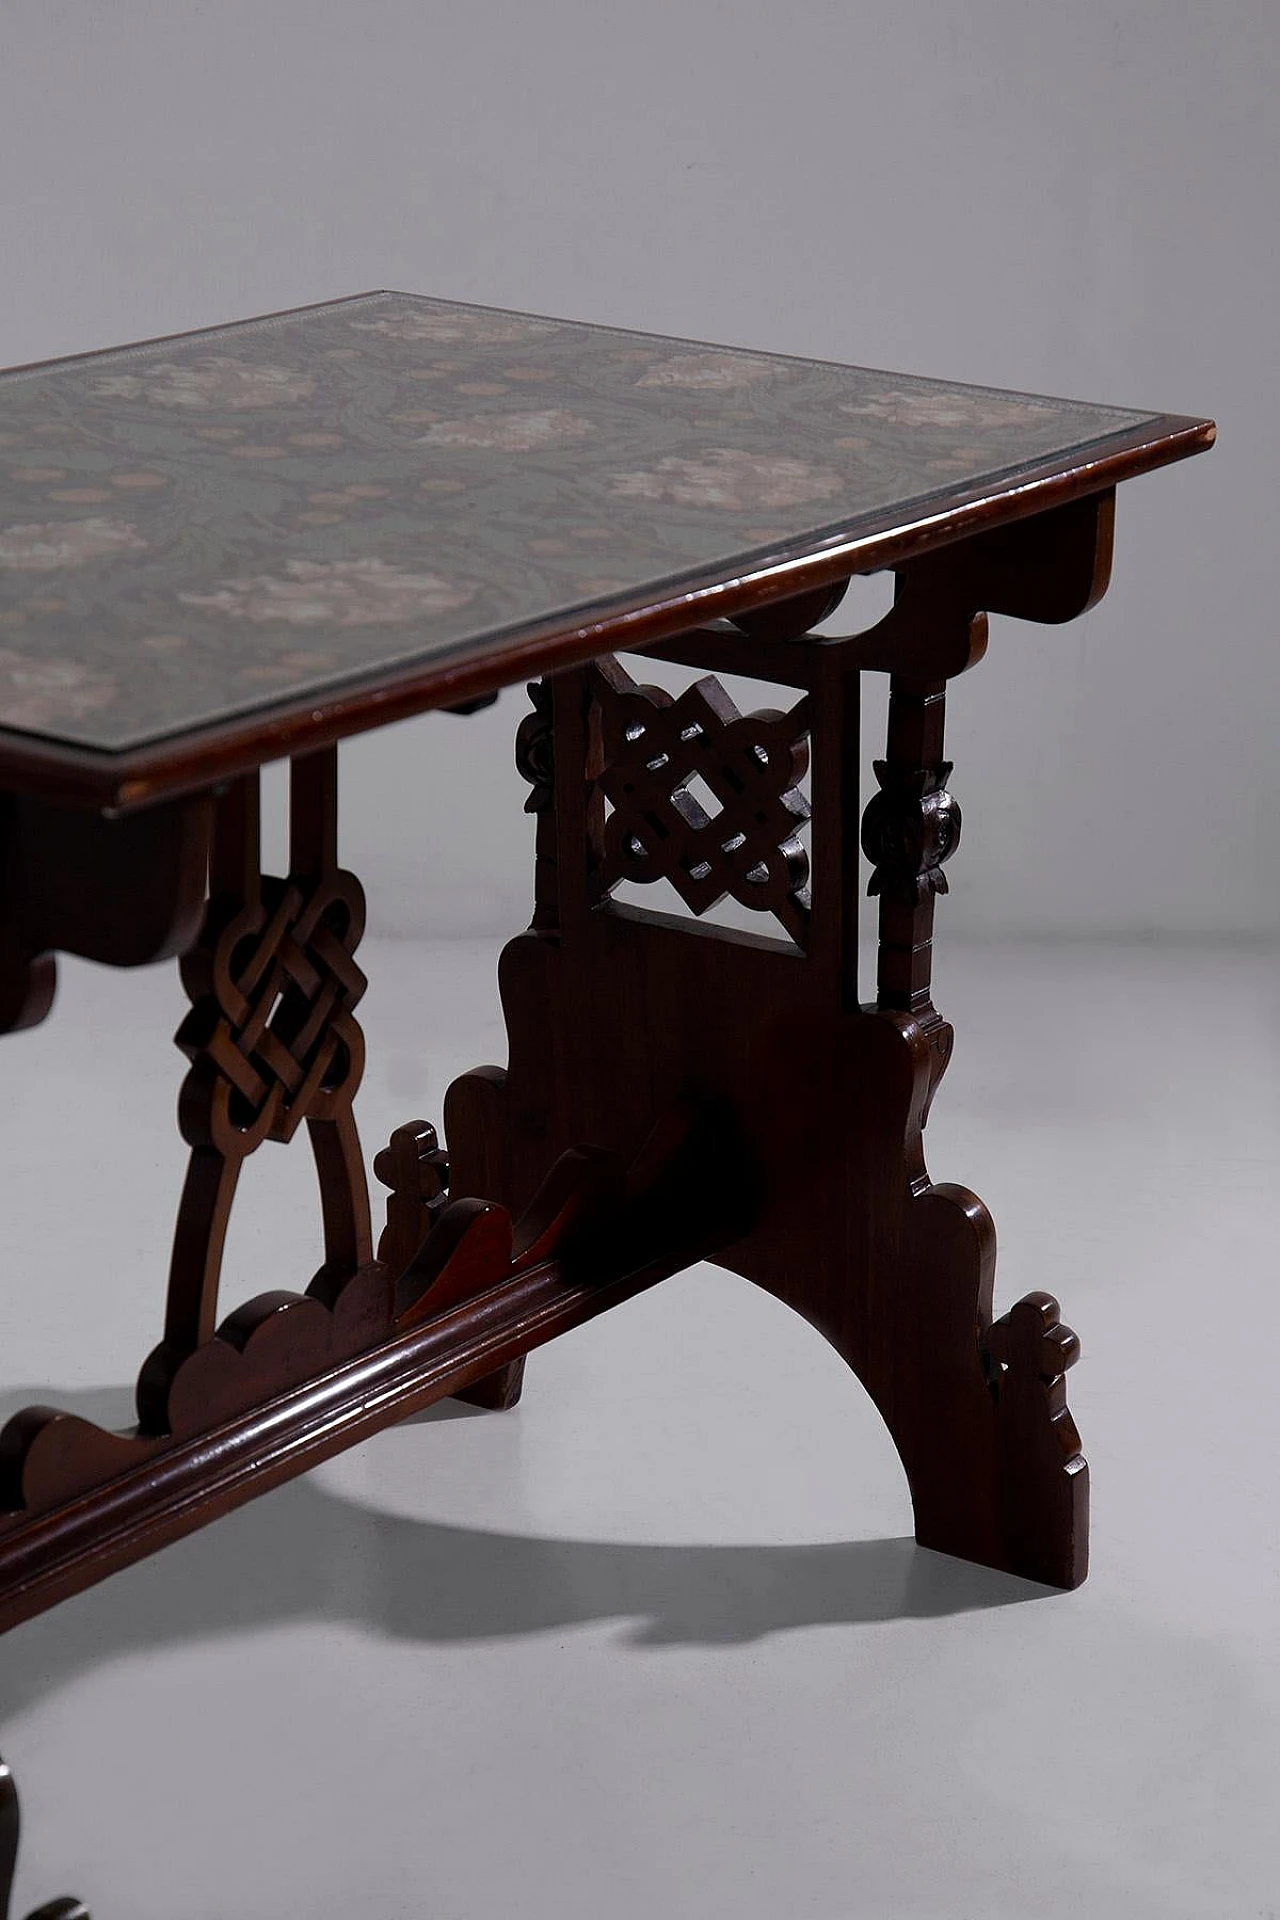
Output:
(609, 448), (844, 512)
(350, 306), (558, 347)
(179, 557), (474, 626)
(838, 387), (1053, 431)
(0, 516), (147, 571)
(635, 352), (779, 392)
(90, 356), (316, 411)
(0, 647), (117, 725)
(417, 409), (597, 452)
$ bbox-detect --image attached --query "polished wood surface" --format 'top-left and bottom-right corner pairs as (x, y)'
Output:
(0, 288), (1209, 808)
(0, 306), (1214, 1910)
(0, 405), (1209, 814)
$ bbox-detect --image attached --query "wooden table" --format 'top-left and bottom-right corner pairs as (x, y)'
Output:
(0, 293), (1212, 1916)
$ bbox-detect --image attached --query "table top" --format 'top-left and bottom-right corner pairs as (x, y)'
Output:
(0, 291), (1211, 807)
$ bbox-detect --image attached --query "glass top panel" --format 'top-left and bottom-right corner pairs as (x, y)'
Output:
(0, 292), (1153, 753)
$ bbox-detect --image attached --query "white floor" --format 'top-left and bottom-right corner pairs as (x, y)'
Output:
(1, 937), (1277, 1920)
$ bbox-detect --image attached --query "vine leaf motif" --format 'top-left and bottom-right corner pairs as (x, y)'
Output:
(590, 657), (813, 945)
(860, 759), (961, 906)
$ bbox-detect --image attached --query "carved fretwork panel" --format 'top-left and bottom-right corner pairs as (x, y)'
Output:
(137, 747), (374, 1430)
(175, 865), (367, 1158)
(587, 655), (813, 947)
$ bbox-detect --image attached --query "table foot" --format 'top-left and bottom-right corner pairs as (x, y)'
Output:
(444, 918), (1087, 1588)
(768, 1159), (1087, 1591)
(372, 1118), (525, 1411)
(453, 1361), (526, 1410)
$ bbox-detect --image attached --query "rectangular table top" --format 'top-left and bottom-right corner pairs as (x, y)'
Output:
(0, 292), (1211, 807)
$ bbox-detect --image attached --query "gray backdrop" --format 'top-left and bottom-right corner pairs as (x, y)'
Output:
(1, 0), (1273, 939)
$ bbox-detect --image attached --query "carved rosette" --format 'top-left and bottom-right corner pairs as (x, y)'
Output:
(860, 759), (961, 906)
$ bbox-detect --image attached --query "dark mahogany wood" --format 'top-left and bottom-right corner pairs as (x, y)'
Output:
(0, 1137), (745, 1635)
(0, 497), (1107, 1604)
(589, 654), (814, 946)
(0, 491), (1125, 1624)
(135, 746), (373, 1431)
(442, 495), (1110, 1589)
(0, 788), (211, 1033)
(0, 295), (1216, 1912)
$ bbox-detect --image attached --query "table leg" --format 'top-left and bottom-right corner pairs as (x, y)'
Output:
(0, 736), (738, 1634)
(445, 494), (1112, 1589)
(0, 491), (1110, 1621)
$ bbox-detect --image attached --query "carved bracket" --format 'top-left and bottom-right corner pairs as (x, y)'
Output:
(0, 788), (211, 1036)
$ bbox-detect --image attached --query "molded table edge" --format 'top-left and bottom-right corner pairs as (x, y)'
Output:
(0, 413), (1213, 813)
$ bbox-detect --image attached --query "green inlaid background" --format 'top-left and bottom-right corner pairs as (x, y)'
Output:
(0, 292), (1152, 753)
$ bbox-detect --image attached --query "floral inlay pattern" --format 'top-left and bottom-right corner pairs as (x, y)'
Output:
(0, 647), (117, 727)
(610, 449), (844, 512)
(417, 409), (596, 452)
(635, 351), (784, 391)
(0, 516), (147, 571)
(836, 388), (1067, 432)
(89, 356), (317, 412)
(0, 290), (1153, 753)
(179, 557), (475, 627)
(347, 309), (558, 347)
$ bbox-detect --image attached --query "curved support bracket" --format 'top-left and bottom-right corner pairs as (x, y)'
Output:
(0, 788), (212, 1034)
(138, 748), (373, 1433)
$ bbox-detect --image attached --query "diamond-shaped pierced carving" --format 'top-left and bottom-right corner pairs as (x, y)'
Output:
(590, 658), (812, 945)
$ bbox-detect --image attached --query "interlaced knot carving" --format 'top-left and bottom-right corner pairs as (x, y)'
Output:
(177, 868), (367, 1162)
(590, 658), (812, 946)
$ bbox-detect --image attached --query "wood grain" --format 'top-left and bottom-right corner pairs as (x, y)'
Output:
(445, 498), (1107, 1588)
